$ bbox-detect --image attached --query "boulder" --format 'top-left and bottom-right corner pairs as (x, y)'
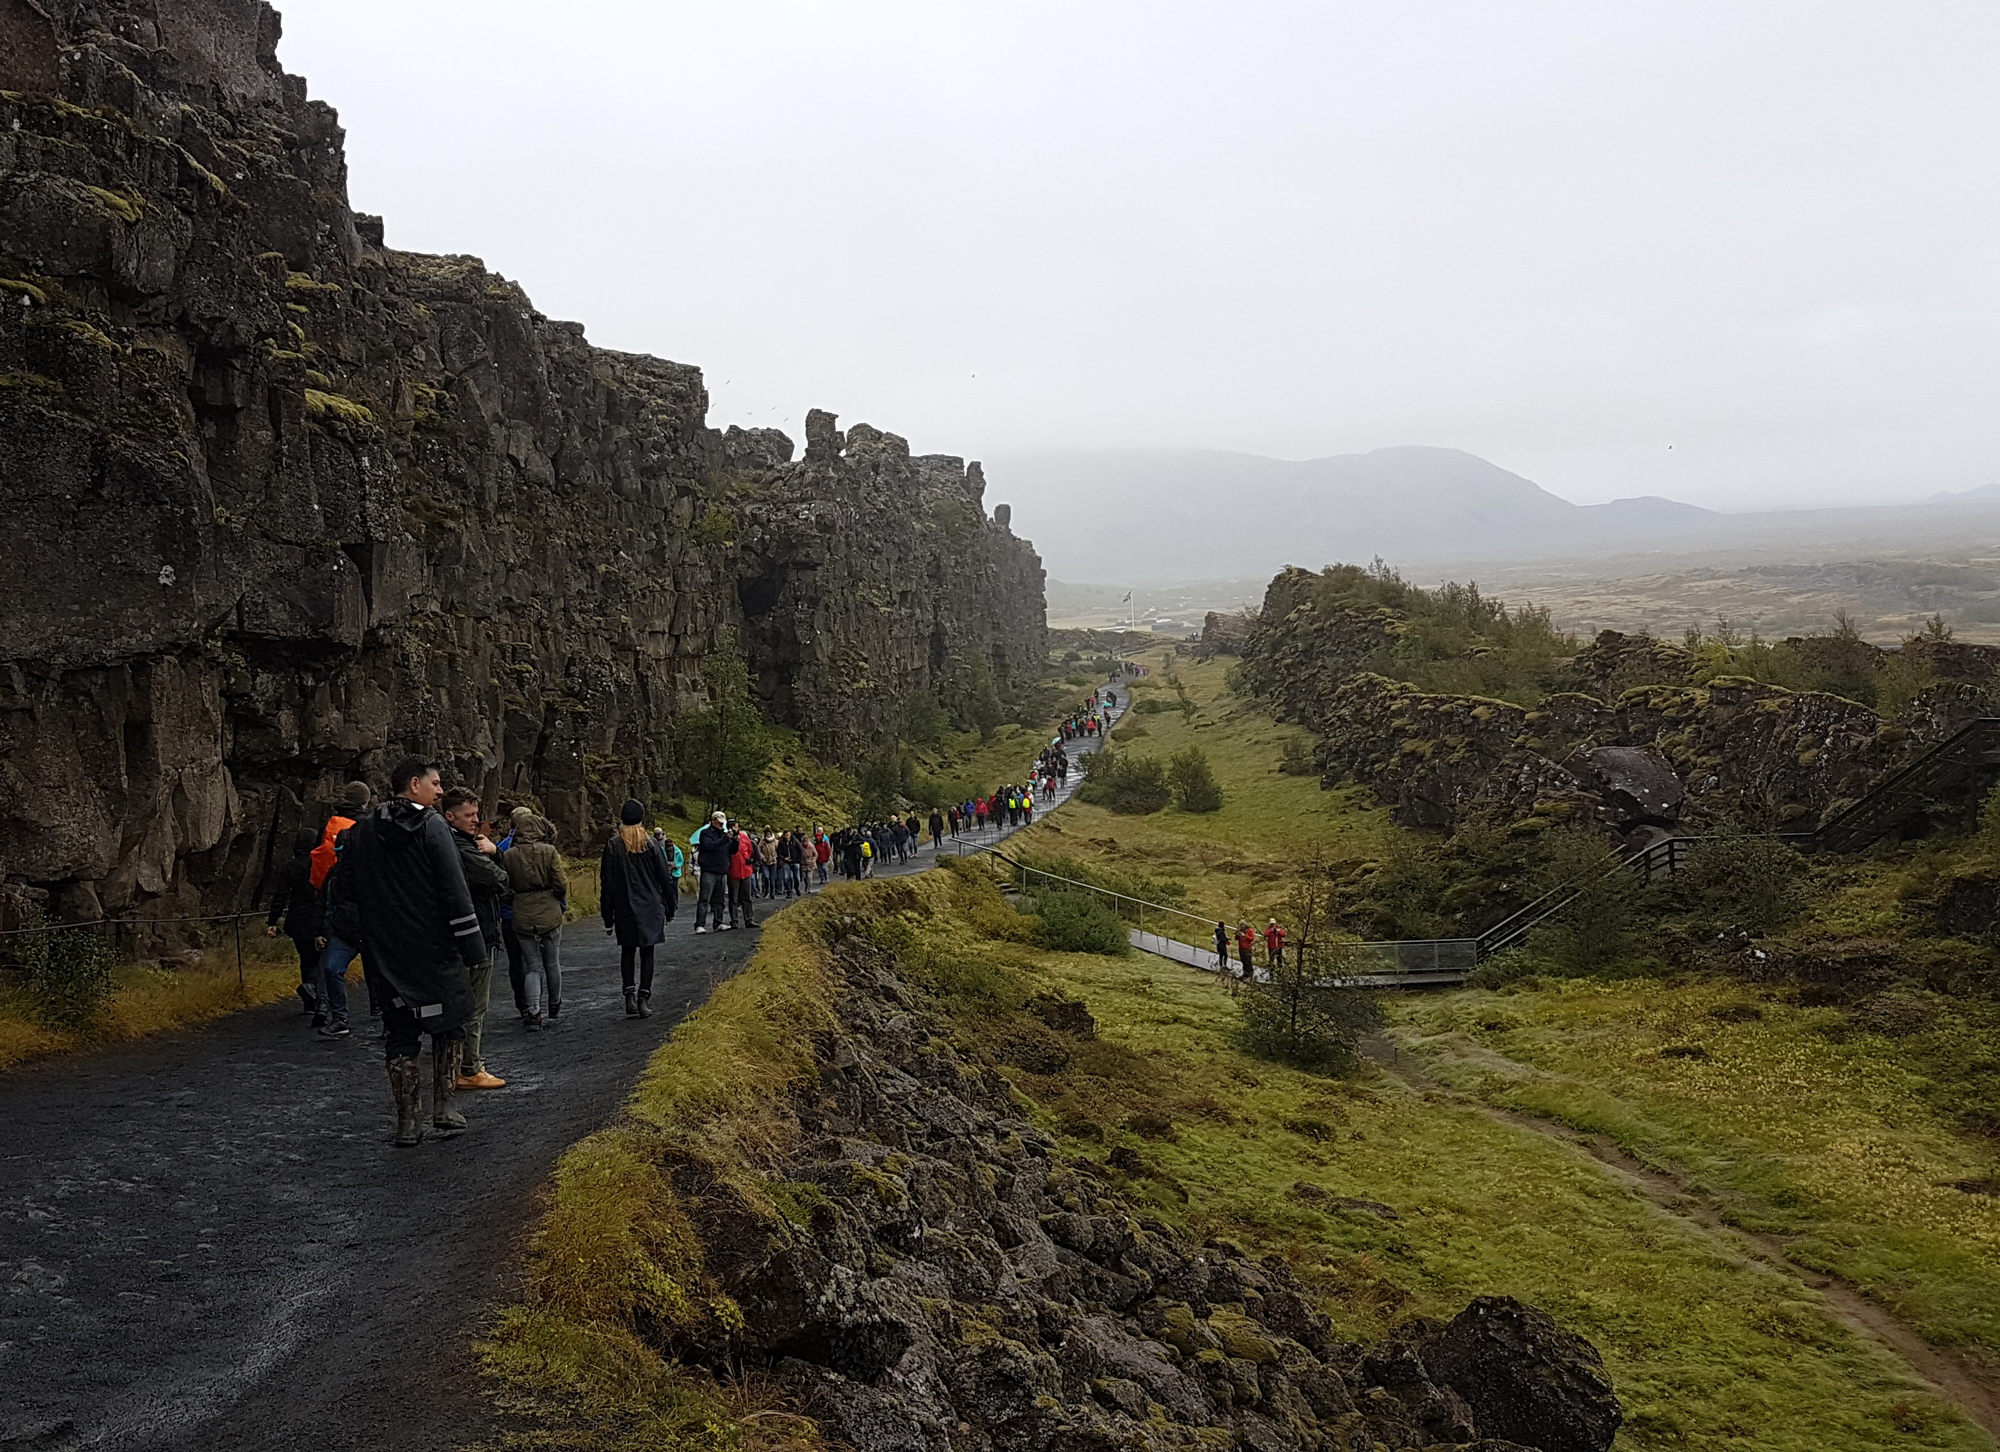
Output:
(1419, 1297), (1623, 1452)
(1575, 745), (1685, 827)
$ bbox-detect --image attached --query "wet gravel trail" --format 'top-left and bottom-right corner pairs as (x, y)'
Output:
(0, 688), (1120, 1451)
(0, 927), (755, 1452)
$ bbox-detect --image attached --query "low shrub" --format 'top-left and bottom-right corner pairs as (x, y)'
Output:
(1034, 891), (1131, 956)
(1077, 751), (1172, 815)
(1168, 746), (1223, 813)
(18, 921), (116, 1030)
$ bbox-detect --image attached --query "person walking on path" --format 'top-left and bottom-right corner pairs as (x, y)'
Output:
(727, 819), (758, 927)
(309, 780), (369, 894)
(315, 834), (367, 1034)
(690, 811), (732, 932)
(814, 827), (831, 887)
(757, 830), (779, 897)
(658, 829), (684, 919)
(1235, 921), (1257, 980)
(601, 798), (675, 1018)
(441, 789), (510, 1091)
(1213, 920), (1229, 973)
(1264, 918), (1287, 970)
(501, 809), (567, 1028)
(264, 828), (326, 1024)
(494, 811), (529, 1023)
(928, 809), (945, 852)
(341, 756), (486, 1148)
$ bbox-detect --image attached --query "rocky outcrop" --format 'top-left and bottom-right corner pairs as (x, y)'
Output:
(1305, 670), (1921, 837)
(0, 1), (1044, 922)
(1236, 574), (2000, 838)
(668, 917), (1621, 1452)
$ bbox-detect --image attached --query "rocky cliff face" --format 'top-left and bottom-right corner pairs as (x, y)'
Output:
(0, 0), (1045, 924)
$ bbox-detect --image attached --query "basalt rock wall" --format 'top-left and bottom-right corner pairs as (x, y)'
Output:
(0, 0), (1045, 924)
(1236, 576), (1998, 839)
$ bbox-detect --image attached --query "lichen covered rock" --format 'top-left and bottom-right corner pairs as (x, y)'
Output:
(658, 924), (1620, 1451)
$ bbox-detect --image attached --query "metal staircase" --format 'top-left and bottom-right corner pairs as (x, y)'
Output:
(1807, 716), (2000, 853)
(1473, 715), (2000, 966)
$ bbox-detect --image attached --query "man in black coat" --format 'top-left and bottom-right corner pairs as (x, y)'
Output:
(341, 755), (487, 1148)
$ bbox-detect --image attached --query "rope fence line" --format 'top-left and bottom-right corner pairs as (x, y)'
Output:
(0, 910), (266, 989)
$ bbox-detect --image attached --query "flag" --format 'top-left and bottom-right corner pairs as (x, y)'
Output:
(1122, 591), (1132, 603)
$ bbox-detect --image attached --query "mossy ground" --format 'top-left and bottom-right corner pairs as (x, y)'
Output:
(0, 932), (311, 1072)
(1395, 977), (2000, 1371)
(480, 891), (845, 1451)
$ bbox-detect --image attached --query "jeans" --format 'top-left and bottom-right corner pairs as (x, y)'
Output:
(782, 862), (800, 896)
(518, 928), (561, 1016)
(694, 872), (728, 927)
(463, 957), (494, 1072)
(816, 860), (828, 885)
(318, 935), (363, 1024)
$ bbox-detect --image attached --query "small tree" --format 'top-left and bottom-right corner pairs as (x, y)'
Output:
(1235, 872), (1380, 1072)
(1521, 824), (1651, 976)
(1167, 746), (1223, 813)
(672, 634), (774, 815)
(903, 695), (948, 747)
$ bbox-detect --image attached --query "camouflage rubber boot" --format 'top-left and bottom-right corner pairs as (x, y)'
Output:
(388, 1057), (424, 1148)
(430, 1039), (468, 1136)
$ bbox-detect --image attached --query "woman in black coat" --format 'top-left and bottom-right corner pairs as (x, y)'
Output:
(600, 799), (675, 1018)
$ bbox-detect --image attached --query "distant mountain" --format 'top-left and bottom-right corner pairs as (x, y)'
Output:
(1927, 482), (2000, 504)
(985, 445), (1719, 579)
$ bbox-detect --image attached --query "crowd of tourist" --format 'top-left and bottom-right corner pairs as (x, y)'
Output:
(266, 680), (1126, 1148)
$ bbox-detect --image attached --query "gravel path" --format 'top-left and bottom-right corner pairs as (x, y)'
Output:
(0, 691), (1122, 1451)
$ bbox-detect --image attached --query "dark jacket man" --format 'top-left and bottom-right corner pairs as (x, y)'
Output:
(343, 797), (484, 1033)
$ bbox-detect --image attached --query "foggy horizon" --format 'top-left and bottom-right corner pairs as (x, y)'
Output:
(278, 1), (2000, 517)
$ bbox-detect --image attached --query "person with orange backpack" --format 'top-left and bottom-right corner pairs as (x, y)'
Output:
(310, 780), (371, 890)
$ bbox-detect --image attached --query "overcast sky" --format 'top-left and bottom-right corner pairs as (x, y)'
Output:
(276, 1), (2000, 514)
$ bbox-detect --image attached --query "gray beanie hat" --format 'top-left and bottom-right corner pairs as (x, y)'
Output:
(340, 780), (370, 809)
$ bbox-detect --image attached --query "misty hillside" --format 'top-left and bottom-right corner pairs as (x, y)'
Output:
(989, 445), (1718, 578)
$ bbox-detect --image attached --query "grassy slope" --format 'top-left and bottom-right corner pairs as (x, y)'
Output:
(1396, 977), (2000, 1368)
(487, 843), (1990, 1450)
(884, 866), (1990, 1452)
(989, 644), (1999, 1447)
(1009, 647), (1395, 931)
